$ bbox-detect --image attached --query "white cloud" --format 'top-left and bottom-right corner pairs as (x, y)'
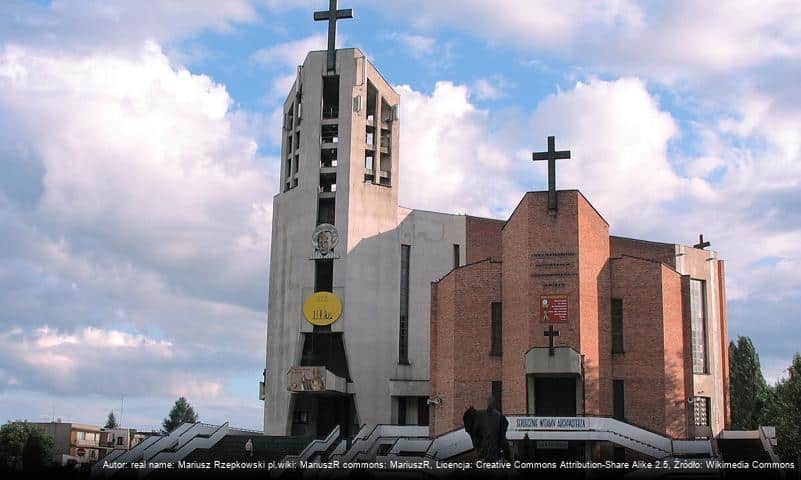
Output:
(0, 0), (259, 55)
(252, 33), (327, 68)
(528, 77), (683, 227)
(375, 0), (801, 82)
(397, 81), (522, 217)
(472, 76), (510, 101)
(0, 41), (275, 420)
(386, 32), (436, 58)
(0, 42), (275, 310)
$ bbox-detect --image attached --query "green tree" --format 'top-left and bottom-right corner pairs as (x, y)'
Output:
(21, 427), (53, 471)
(729, 336), (772, 429)
(161, 397), (198, 433)
(0, 422), (53, 471)
(771, 353), (801, 463)
(104, 411), (118, 429)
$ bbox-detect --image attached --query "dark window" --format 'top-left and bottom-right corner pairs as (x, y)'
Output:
(399, 244), (411, 364)
(317, 198), (335, 225)
(321, 124), (338, 144)
(612, 298), (624, 354)
(322, 76), (339, 119)
(491, 381), (503, 412)
(417, 397), (430, 426)
(453, 244), (460, 269)
(116, 436), (123, 446)
(314, 260), (333, 292)
(300, 332), (350, 380)
(397, 398), (407, 426)
(613, 379), (625, 420)
(490, 302), (502, 356)
(690, 279), (708, 373)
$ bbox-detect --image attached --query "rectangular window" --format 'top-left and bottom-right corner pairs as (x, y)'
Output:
(314, 260), (333, 292)
(490, 302), (502, 356)
(491, 381), (503, 412)
(453, 244), (460, 269)
(322, 76), (339, 119)
(116, 436), (123, 446)
(397, 398), (407, 426)
(399, 244), (411, 364)
(613, 379), (625, 420)
(611, 298), (624, 354)
(417, 397), (430, 426)
(690, 279), (708, 373)
(317, 197), (335, 225)
(321, 124), (338, 144)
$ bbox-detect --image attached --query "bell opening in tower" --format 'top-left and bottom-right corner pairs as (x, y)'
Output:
(322, 75), (339, 119)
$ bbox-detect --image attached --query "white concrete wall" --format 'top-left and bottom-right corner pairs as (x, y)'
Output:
(264, 49), (465, 434)
(675, 245), (727, 437)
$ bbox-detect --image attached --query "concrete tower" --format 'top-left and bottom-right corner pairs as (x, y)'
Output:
(264, 47), (402, 436)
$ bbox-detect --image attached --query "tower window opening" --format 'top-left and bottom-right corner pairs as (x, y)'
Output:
(322, 75), (340, 119)
(321, 148), (337, 168)
(321, 124), (339, 144)
(366, 81), (377, 122)
(366, 127), (375, 146)
(285, 102), (294, 128)
(381, 98), (393, 123)
(317, 197), (335, 225)
(320, 172), (336, 193)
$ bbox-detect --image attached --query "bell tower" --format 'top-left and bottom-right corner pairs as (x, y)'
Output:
(264, 1), (400, 435)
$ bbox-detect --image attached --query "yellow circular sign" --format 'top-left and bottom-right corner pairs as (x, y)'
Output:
(303, 292), (343, 326)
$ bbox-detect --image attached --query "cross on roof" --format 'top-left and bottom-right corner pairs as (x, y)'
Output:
(694, 234), (711, 250)
(314, 0), (353, 73)
(532, 136), (571, 214)
(544, 325), (560, 356)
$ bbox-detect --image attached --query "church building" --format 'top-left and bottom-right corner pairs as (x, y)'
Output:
(263, 1), (731, 456)
(428, 187), (731, 448)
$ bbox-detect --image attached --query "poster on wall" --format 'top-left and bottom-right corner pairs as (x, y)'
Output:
(540, 295), (568, 323)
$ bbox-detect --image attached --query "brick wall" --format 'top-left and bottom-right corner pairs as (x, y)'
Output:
(465, 216), (505, 263)
(429, 260), (502, 436)
(610, 236), (676, 268)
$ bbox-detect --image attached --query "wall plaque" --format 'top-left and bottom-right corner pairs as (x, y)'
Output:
(540, 295), (568, 323)
(303, 291), (343, 326)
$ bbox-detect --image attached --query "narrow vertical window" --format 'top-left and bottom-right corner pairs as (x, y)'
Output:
(322, 75), (339, 119)
(397, 397), (407, 426)
(611, 298), (624, 354)
(491, 381), (503, 412)
(399, 244), (411, 364)
(490, 302), (502, 356)
(690, 279), (708, 373)
(417, 397), (430, 426)
(613, 379), (625, 420)
(453, 244), (460, 269)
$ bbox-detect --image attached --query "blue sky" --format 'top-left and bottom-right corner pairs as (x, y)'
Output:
(1, 0), (800, 431)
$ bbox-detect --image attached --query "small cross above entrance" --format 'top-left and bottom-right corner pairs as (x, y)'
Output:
(544, 325), (560, 356)
(693, 234), (711, 250)
(314, 0), (354, 73)
(532, 136), (571, 214)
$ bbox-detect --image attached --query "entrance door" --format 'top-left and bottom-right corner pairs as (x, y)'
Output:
(534, 377), (577, 416)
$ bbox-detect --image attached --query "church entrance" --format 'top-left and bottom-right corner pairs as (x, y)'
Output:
(534, 377), (577, 416)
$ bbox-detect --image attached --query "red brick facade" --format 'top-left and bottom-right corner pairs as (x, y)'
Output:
(429, 190), (730, 440)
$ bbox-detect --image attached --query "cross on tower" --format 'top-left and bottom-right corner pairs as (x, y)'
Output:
(693, 234), (711, 250)
(544, 325), (560, 356)
(314, 0), (353, 73)
(532, 136), (571, 214)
